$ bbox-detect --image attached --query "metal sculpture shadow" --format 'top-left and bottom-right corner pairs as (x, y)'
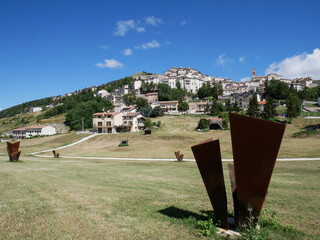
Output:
(191, 113), (286, 228)
(6, 141), (21, 162)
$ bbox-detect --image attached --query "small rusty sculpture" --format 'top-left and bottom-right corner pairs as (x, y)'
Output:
(6, 141), (21, 162)
(174, 151), (184, 161)
(191, 113), (286, 229)
(52, 150), (60, 158)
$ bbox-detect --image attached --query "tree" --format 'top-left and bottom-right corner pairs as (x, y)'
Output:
(246, 95), (260, 118)
(261, 98), (277, 120)
(219, 112), (229, 129)
(150, 106), (164, 117)
(264, 80), (290, 100)
(139, 106), (153, 117)
(286, 93), (301, 121)
(233, 100), (241, 112)
(176, 81), (182, 90)
(210, 99), (225, 116)
(65, 99), (113, 130)
(225, 99), (232, 112)
(217, 82), (223, 96)
(123, 92), (136, 106)
(135, 97), (148, 109)
(204, 103), (210, 113)
(197, 119), (210, 130)
(158, 83), (172, 101)
(144, 119), (153, 128)
(197, 82), (218, 100)
(178, 101), (189, 112)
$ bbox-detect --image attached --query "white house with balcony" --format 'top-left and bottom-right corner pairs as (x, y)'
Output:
(92, 112), (124, 134)
(122, 112), (146, 132)
(92, 111), (145, 134)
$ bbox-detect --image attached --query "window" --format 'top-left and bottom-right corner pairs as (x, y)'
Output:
(106, 122), (111, 126)
(98, 122), (102, 126)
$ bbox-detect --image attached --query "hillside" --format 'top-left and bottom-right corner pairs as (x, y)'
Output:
(0, 73), (145, 119)
(0, 112), (68, 136)
(29, 115), (320, 159)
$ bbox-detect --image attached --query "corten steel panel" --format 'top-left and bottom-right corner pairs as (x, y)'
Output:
(7, 141), (20, 154)
(228, 164), (239, 223)
(229, 113), (286, 225)
(191, 139), (229, 229)
(6, 141), (21, 161)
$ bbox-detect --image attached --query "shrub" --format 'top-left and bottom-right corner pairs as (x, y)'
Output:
(197, 119), (210, 130)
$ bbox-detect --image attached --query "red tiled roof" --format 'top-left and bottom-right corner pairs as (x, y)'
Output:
(258, 101), (267, 105)
(12, 127), (27, 131)
(124, 112), (141, 117)
(26, 125), (47, 129)
(159, 101), (178, 104)
(92, 112), (121, 117)
(207, 118), (223, 121)
(145, 92), (158, 96)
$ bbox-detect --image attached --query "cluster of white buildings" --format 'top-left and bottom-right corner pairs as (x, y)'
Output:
(142, 67), (228, 93)
(54, 67), (318, 107)
(222, 68), (315, 96)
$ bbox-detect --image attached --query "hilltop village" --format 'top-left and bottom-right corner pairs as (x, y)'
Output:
(2, 67), (320, 137)
(66, 67), (318, 107)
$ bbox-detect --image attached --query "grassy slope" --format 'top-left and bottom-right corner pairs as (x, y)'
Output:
(0, 157), (319, 239)
(0, 133), (87, 156)
(0, 112), (66, 135)
(32, 115), (320, 159)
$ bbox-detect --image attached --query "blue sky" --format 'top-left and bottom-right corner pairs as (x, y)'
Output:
(1, 0), (320, 110)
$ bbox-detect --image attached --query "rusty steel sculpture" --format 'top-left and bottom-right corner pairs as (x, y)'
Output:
(191, 113), (286, 229)
(174, 151), (184, 161)
(52, 150), (60, 158)
(6, 141), (21, 162)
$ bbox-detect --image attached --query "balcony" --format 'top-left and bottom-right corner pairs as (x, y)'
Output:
(123, 121), (133, 126)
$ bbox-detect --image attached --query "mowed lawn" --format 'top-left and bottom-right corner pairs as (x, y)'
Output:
(31, 115), (320, 159)
(0, 157), (319, 239)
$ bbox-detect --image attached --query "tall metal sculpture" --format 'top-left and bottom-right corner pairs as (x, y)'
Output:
(6, 141), (21, 162)
(191, 113), (286, 228)
(191, 139), (229, 229)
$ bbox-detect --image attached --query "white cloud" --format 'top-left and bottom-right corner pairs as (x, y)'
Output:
(114, 20), (135, 36)
(122, 48), (133, 56)
(216, 53), (227, 67)
(96, 59), (124, 69)
(136, 27), (145, 32)
(265, 48), (320, 79)
(240, 77), (251, 82)
(145, 16), (163, 26)
(180, 20), (187, 26)
(98, 45), (109, 50)
(239, 56), (245, 63)
(135, 40), (161, 50)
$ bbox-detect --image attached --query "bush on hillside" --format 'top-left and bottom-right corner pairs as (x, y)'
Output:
(197, 119), (210, 130)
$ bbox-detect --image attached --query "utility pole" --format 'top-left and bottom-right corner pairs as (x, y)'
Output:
(82, 118), (84, 132)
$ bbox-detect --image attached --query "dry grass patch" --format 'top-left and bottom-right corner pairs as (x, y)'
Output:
(37, 115), (320, 159)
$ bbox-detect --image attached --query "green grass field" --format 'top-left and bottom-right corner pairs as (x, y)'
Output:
(0, 115), (319, 239)
(0, 157), (319, 239)
(22, 115), (320, 159)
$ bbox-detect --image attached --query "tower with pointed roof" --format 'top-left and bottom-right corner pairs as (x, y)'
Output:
(252, 68), (256, 80)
